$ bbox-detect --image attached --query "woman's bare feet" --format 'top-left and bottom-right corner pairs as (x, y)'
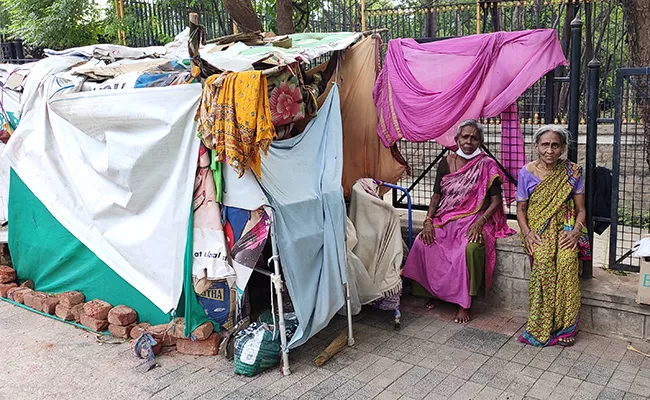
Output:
(454, 307), (471, 323)
(557, 336), (575, 347)
(425, 299), (440, 309)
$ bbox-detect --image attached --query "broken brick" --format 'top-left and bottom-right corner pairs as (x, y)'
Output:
(0, 266), (16, 284)
(171, 318), (213, 340)
(71, 304), (84, 322)
(130, 323), (152, 340)
(107, 305), (137, 326)
(23, 291), (48, 311)
(176, 332), (220, 356)
(41, 297), (60, 315)
(7, 287), (32, 303)
(0, 282), (17, 298)
(57, 291), (85, 308)
(19, 280), (34, 289)
(108, 323), (135, 339)
(171, 317), (185, 338)
(149, 324), (176, 347)
(55, 304), (75, 321)
(192, 322), (214, 341)
(83, 299), (112, 320)
(80, 314), (109, 332)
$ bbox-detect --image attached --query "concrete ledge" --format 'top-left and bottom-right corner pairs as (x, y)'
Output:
(399, 209), (650, 341)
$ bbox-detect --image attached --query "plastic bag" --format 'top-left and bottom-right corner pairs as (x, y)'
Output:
(233, 312), (299, 377)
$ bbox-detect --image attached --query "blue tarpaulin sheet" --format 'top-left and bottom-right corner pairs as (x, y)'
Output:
(259, 84), (347, 348)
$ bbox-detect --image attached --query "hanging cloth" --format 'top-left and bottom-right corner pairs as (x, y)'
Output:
(210, 150), (223, 203)
(500, 103), (526, 203)
(198, 71), (276, 178)
(298, 35), (408, 196)
(373, 29), (567, 149)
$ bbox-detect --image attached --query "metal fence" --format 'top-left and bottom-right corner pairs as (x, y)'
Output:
(363, 0), (628, 222)
(123, 0), (232, 47)
(106, 0), (641, 269)
(365, 0), (628, 121)
(609, 68), (650, 271)
(0, 39), (32, 64)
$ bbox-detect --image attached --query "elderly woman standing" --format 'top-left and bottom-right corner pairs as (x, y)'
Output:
(516, 125), (588, 347)
(403, 119), (514, 323)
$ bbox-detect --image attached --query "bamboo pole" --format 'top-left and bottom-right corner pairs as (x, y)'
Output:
(189, 13), (201, 79)
(114, 0), (126, 46)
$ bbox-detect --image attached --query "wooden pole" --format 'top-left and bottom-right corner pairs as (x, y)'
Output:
(189, 13), (201, 79)
(114, 0), (126, 45)
(361, 0), (367, 32)
(476, 0), (481, 34)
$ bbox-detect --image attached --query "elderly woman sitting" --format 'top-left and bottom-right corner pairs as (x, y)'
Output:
(403, 119), (514, 323)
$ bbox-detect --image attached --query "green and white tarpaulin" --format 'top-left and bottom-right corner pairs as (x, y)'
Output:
(4, 56), (208, 331)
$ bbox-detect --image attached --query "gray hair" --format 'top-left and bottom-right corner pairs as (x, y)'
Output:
(455, 119), (485, 143)
(533, 125), (570, 146)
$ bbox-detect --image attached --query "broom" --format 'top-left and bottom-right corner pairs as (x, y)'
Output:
(313, 329), (349, 367)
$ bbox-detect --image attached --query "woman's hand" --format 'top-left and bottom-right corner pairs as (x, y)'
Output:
(524, 231), (542, 255)
(559, 229), (581, 250)
(466, 221), (484, 243)
(421, 222), (435, 245)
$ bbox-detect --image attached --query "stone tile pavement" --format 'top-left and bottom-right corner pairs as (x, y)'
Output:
(2, 296), (650, 400)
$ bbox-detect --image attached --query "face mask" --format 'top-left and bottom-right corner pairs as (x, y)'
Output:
(456, 147), (481, 160)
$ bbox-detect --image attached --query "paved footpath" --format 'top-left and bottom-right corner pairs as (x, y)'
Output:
(2, 297), (650, 400)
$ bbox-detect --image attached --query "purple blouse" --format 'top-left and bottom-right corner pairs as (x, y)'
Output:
(516, 166), (584, 202)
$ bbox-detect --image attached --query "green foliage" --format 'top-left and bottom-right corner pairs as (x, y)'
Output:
(0, 0), (104, 50)
(104, 1), (175, 46)
(254, 0), (325, 32)
(618, 208), (650, 229)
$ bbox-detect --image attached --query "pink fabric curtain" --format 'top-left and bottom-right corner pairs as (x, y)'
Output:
(501, 103), (526, 203)
(373, 29), (567, 149)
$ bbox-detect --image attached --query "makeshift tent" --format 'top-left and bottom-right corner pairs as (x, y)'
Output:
(0, 28), (406, 374)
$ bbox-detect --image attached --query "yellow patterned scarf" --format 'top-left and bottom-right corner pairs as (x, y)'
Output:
(198, 71), (276, 178)
(523, 160), (582, 250)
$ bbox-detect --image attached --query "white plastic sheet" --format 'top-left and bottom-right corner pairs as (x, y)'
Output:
(4, 67), (202, 313)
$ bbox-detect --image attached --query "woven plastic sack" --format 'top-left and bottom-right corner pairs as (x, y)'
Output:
(257, 311), (300, 338)
(233, 322), (281, 377)
(196, 279), (250, 331)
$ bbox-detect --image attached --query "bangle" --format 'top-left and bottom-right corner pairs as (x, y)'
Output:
(524, 230), (531, 238)
(576, 221), (585, 230)
(424, 217), (433, 225)
(481, 215), (489, 223)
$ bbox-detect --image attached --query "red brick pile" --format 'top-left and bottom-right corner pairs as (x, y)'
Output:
(1, 265), (63, 316)
(1, 267), (221, 358)
(54, 291), (85, 322)
(172, 318), (218, 356)
(128, 318), (218, 356)
(0, 265), (18, 297)
(108, 305), (138, 338)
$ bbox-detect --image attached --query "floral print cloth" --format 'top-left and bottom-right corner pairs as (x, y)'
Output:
(267, 67), (305, 127)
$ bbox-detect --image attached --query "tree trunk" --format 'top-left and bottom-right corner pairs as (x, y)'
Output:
(276, 0), (295, 34)
(622, 0), (650, 168)
(223, 0), (262, 33)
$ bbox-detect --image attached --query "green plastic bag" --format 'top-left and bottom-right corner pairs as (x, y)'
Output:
(233, 322), (282, 377)
(233, 312), (299, 377)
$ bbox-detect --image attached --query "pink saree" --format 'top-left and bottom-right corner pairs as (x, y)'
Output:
(403, 154), (515, 308)
(373, 29), (567, 149)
